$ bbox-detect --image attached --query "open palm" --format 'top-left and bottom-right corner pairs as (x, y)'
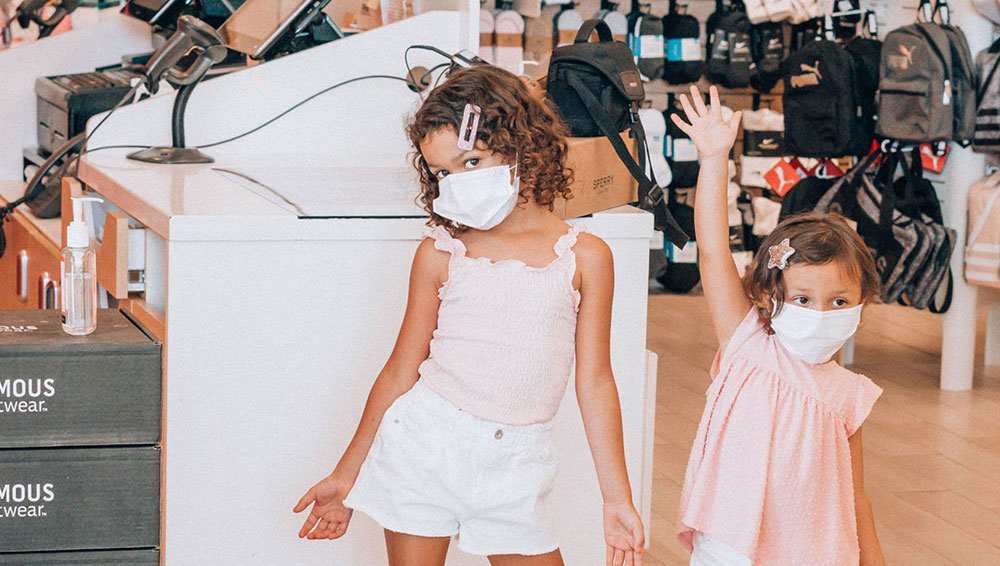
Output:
(293, 473), (354, 540)
(669, 85), (742, 159)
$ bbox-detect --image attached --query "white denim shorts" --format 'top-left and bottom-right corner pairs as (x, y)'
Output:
(342, 379), (560, 556)
(691, 532), (753, 566)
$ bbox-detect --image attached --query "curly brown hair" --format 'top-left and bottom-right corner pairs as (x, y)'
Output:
(405, 65), (573, 231)
(743, 212), (880, 333)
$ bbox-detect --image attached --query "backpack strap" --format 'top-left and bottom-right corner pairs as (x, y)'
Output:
(564, 72), (690, 246)
(934, 0), (951, 24)
(575, 18), (614, 43)
(918, 0), (935, 22)
(978, 49), (1000, 102)
(873, 151), (901, 259)
(928, 267), (954, 313)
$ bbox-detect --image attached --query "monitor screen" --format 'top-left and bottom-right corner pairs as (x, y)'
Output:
(219, 0), (325, 59)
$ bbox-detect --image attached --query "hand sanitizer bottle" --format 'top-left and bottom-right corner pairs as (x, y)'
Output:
(61, 196), (103, 335)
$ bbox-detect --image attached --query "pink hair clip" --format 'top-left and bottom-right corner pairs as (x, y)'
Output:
(767, 238), (796, 270)
(457, 103), (481, 151)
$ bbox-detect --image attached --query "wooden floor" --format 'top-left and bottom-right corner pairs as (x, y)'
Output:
(643, 293), (1000, 566)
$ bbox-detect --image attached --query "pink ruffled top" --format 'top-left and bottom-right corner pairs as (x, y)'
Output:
(417, 224), (584, 425)
(677, 308), (882, 565)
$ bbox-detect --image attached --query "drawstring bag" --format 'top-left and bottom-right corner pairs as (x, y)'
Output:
(547, 18), (689, 246)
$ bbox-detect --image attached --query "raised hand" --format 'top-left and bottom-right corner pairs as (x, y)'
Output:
(669, 85), (742, 160)
(604, 501), (645, 566)
(293, 473), (355, 540)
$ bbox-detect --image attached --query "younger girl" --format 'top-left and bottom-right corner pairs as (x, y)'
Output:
(669, 85), (887, 566)
(293, 65), (645, 566)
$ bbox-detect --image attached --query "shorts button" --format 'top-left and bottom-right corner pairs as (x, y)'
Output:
(494, 429), (503, 440)
(394, 418), (399, 424)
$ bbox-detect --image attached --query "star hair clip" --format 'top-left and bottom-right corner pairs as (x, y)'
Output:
(767, 238), (796, 270)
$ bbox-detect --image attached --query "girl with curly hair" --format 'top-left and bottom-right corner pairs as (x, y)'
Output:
(294, 65), (646, 566)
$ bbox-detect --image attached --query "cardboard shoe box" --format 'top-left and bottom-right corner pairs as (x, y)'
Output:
(0, 550), (159, 565)
(554, 131), (640, 220)
(0, 447), (160, 553)
(0, 310), (161, 448)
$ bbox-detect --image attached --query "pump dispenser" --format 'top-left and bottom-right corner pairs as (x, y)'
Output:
(61, 196), (103, 335)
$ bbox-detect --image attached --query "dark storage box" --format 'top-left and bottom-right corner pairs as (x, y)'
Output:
(0, 549), (159, 565)
(0, 447), (160, 553)
(0, 309), (161, 448)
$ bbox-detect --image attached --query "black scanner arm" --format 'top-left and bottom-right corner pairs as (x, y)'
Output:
(15, 0), (78, 37)
(142, 14), (227, 94)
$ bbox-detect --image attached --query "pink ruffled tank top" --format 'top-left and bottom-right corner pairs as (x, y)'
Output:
(417, 224), (584, 425)
(677, 308), (882, 565)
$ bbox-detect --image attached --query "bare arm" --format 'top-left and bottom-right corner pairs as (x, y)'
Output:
(850, 428), (886, 566)
(669, 85), (750, 349)
(573, 234), (645, 565)
(332, 237), (445, 481)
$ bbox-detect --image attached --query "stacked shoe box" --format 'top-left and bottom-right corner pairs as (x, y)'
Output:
(0, 310), (161, 564)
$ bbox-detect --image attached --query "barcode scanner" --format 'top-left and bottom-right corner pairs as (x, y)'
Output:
(14, 0), (78, 38)
(129, 15), (228, 164)
(142, 14), (228, 95)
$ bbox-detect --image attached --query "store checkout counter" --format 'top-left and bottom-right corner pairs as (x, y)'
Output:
(67, 9), (658, 566)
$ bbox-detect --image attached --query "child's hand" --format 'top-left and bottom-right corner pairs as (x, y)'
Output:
(669, 85), (742, 159)
(293, 473), (354, 540)
(603, 500), (645, 566)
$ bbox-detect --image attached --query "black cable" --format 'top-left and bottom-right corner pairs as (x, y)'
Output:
(433, 66), (448, 89)
(405, 45), (454, 99)
(419, 62), (450, 89)
(5, 69), (426, 258)
(71, 81), (142, 177)
(195, 74), (409, 149)
(3, 80), (139, 254)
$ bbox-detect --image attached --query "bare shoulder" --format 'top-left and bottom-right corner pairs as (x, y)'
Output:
(414, 234), (451, 286)
(573, 231), (613, 269)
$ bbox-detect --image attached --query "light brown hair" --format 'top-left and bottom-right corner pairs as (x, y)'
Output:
(405, 66), (573, 231)
(744, 212), (880, 332)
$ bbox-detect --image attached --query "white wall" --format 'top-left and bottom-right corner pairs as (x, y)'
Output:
(87, 11), (466, 161)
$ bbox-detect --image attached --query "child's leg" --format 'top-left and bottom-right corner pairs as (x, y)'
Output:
(487, 549), (564, 566)
(384, 530), (451, 566)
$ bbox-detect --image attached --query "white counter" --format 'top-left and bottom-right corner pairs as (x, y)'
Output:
(78, 150), (658, 565)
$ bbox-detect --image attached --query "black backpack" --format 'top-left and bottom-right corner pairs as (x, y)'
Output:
(750, 21), (784, 93)
(626, 8), (664, 81)
(780, 176), (836, 220)
(844, 16), (881, 155)
(973, 37), (1000, 152)
(832, 0), (862, 40)
(547, 19), (688, 246)
(706, 0), (753, 89)
(656, 197), (700, 293)
(782, 37), (863, 157)
(662, 0), (703, 84)
(663, 95), (700, 188)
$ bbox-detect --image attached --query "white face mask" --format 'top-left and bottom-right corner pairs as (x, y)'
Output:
(432, 161), (519, 230)
(770, 303), (863, 365)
